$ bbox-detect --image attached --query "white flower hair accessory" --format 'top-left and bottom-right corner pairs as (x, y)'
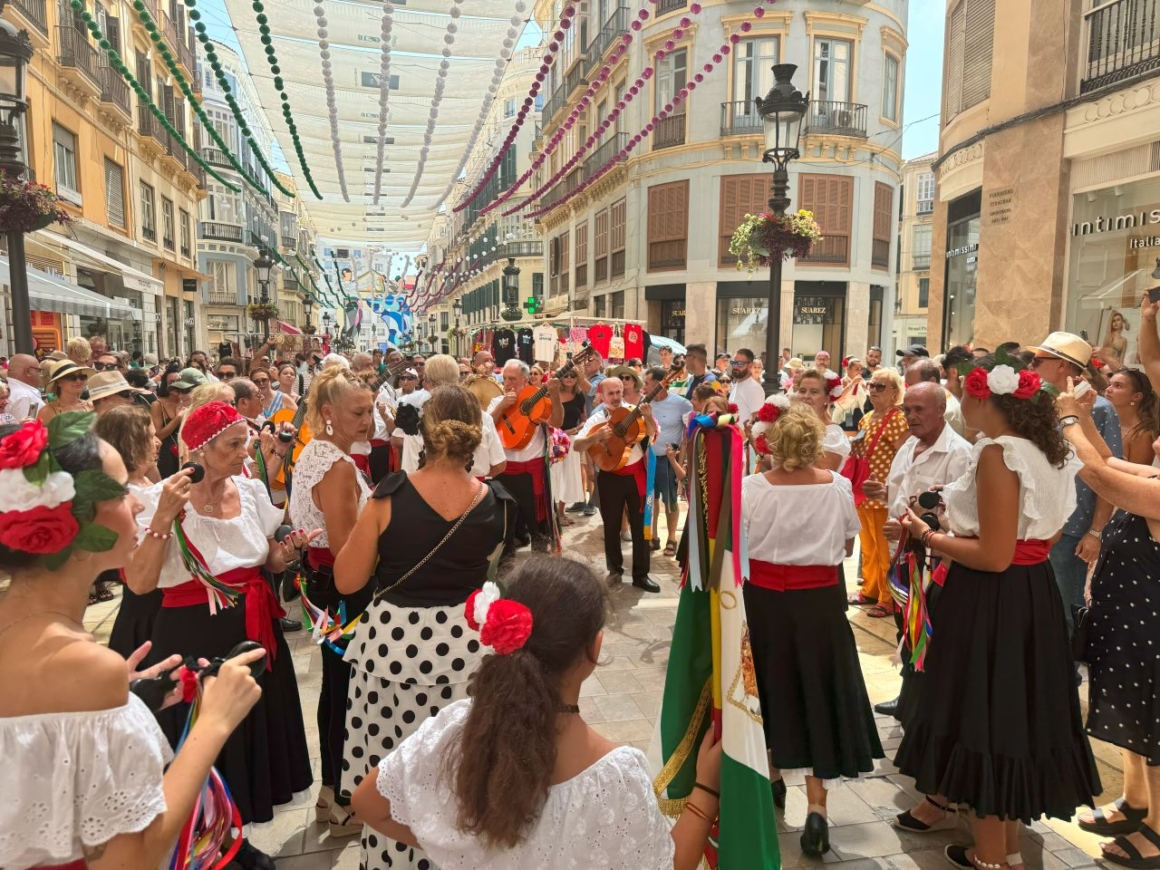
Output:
(0, 468), (75, 512)
(985, 364), (1020, 396)
(751, 394), (792, 456)
(470, 581), (502, 629)
(464, 580), (535, 656)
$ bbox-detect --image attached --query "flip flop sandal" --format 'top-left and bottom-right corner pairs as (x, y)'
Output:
(1101, 823), (1160, 869)
(663, 541), (677, 557)
(894, 796), (960, 832)
(96, 587), (115, 602)
(1079, 797), (1148, 835)
(848, 592), (875, 605)
(866, 605), (892, 618)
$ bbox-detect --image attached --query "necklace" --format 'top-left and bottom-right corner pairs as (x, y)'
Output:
(560, 704), (580, 714)
(0, 609), (83, 641)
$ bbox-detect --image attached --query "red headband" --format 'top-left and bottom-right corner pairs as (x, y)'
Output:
(181, 401), (244, 452)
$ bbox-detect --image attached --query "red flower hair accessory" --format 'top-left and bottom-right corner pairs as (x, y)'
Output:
(182, 401), (245, 452)
(464, 581), (534, 655)
(0, 421), (48, 470)
(964, 367), (991, 400)
(958, 347), (1056, 405)
(751, 394), (792, 456)
(827, 375), (843, 399)
(1012, 369), (1042, 400)
(0, 502), (79, 553)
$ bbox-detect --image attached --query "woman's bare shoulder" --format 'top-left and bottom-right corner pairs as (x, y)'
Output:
(0, 626), (128, 716)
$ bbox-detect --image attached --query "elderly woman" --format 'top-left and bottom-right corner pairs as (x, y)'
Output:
(1058, 382), (1160, 868)
(795, 369), (852, 472)
(851, 368), (910, 616)
(0, 380), (14, 425)
(289, 366), (375, 837)
(0, 416), (264, 870)
(127, 401), (315, 866)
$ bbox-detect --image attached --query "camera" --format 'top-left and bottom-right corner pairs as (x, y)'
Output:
(669, 442), (680, 452)
(916, 489), (942, 532)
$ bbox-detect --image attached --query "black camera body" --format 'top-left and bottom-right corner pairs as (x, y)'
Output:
(916, 489), (942, 532)
(278, 430), (294, 444)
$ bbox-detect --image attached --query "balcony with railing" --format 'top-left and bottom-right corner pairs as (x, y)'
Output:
(872, 239), (890, 270)
(720, 100), (764, 137)
(538, 168), (583, 213)
(804, 101), (868, 138)
(10, 0), (48, 36)
(201, 146), (230, 168)
(916, 200), (934, 216)
(201, 221), (244, 243)
(912, 253), (931, 271)
(99, 63), (131, 117)
(652, 112), (686, 150)
(656, 0), (687, 14)
(57, 26), (100, 91)
(138, 105), (162, 142)
(799, 234), (849, 265)
(584, 5), (630, 76)
(1082, 0), (1160, 92)
(584, 132), (629, 181)
(208, 288), (237, 306)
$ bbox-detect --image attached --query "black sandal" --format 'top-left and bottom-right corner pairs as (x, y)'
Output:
(1101, 823), (1160, 869)
(1079, 797), (1148, 835)
(800, 811), (829, 857)
(894, 796), (959, 832)
(771, 778), (786, 810)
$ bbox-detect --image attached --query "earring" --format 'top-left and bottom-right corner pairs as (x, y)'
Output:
(325, 419), (334, 436)
(465, 456), (475, 473)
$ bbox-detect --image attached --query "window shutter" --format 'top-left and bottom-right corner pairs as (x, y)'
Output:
(163, 85), (176, 123)
(873, 183), (892, 242)
(649, 181), (688, 270)
(104, 159), (124, 227)
(561, 229), (570, 271)
(945, 1), (966, 119)
(136, 53), (152, 100)
(105, 16), (121, 54)
(962, 0), (994, 109)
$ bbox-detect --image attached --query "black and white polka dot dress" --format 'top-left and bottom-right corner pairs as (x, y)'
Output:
(341, 472), (511, 870)
(1087, 510), (1160, 765)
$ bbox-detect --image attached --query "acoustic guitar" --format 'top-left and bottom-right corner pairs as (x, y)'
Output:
(496, 345), (597, 450)
(585, 362), (685, 472)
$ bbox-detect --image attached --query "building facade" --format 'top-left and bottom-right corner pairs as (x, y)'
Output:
(523, 0), (905, 362)
(894, 153), (935, 352)
(3, 0), (204, 358)
(927, 0), (1160, 361)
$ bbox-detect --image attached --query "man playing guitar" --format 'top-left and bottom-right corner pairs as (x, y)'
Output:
(488, 359), (563, 556)
(573, 377), (660, 593)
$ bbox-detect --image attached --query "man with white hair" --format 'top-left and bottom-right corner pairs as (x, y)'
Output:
(488, 359), (563, 555)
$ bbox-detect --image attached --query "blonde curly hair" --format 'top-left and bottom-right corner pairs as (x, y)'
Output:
(765, 403), (825, 471)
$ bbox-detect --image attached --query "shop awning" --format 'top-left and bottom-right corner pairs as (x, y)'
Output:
(0, 257), (139, 320)
(32, 232), (164, 296)
(278, 321), (303, 335)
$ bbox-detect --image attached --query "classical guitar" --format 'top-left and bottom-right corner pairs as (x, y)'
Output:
(586, 362), (684, 472)
(496, 344), (597, 450)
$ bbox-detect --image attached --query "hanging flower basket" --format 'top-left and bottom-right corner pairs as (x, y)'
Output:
(0, 178), (74, 235)
(302, 324), (317, 335)
(247, 302), (279, 321)
(729, 210), (823, 275)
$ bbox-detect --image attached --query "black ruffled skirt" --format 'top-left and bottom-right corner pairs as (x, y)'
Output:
(146, 593), (313, 824)
(745, 582), (883, 779)
(107, 579), (162, 659)
(894, 560), (1101, 822)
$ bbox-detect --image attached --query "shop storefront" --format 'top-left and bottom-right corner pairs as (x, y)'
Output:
(791, 282), (847, 358)
(942, 190), (981, 348)
(715, 282), (768, 356)
(1065, 175), (1160, 367)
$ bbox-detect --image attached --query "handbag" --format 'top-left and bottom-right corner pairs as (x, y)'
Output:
(1071, 604), (1093, 663)
(842, 407), (899, 506)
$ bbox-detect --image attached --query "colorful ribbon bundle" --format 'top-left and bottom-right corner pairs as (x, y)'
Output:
(294, 576), (364, 656)
(888, 538), (934, 672)
(173, 514), (241, 614)
(170, 672), (243, 870)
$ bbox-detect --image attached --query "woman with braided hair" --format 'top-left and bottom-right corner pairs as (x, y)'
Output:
(335, 384), (513, 870)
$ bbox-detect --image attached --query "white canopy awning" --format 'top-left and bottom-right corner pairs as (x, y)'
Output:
(0, 258), (140, 320)
(37, 233), (164, 297)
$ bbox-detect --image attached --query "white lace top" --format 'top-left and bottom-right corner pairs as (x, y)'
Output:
(944, 436), (1079, 540)
(377, 700), (675, 869)
(288, 439), (370, 551)
(823, 423), (851, 462)
(0, 693), (174, 869)
(136, 475), (284, 587)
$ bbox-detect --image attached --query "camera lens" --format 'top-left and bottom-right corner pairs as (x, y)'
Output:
(920, 512), (940, 531)
(917, 490), (941, 510)
(278, 431), (294, 443)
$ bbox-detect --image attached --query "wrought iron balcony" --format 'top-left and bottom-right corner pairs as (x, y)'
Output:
(201, 146), (231, 168)
(138, 105), (162, 142)
(10, 0), (47, 35)
(799, 234), (849, 265)
(583, 132), (629, 181)
(57, 26), (100, 89)
(720, 100), (764, 137)
(804, 101), (868, 138)
(99, 63), (131, 116)
(1082, 0), (1160, 92)
(652, 112), (686, 150)
(201, 221), (244, 243)
(584, 5), (630, 76)
(656, 0), (687, 14)
(912, 253), (931, 271)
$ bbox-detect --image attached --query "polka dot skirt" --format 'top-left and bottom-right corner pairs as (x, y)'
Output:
(343, 600), (484, 870)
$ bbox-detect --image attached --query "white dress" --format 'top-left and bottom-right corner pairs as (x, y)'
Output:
(376, 700), (676, 869)
(0, 694), (173, 869)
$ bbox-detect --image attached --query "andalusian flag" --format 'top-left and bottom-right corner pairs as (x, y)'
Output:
(649, 414), (780, 868)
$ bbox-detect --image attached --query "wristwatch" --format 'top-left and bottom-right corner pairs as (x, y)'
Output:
(1060, 415), (1080, 428)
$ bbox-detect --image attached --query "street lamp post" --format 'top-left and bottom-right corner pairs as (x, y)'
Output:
(755, 63), (809, 394)
(452, 297), (463, 357)
(501, 257), (521, 323)
(322, 311), (331, 348)
(303, 296), (313, 332)
(0, 19), (34, 355)
(428, 312), (438, 353)
(253, 246), (275, 342)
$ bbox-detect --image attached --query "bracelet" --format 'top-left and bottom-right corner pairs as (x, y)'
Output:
(145, 526), (172, 541)
(693, 782), (720, 800)
(1086, 528), (1102, 539)
(921, 528), (937, 549)
(683, 800), (716, 824)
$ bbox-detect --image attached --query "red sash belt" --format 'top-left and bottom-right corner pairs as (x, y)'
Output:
(607, 457), (647, 507)
(351, 453), (371, 477)
(930, 538), (1051, 586)
(747, 560), (839, 591)
(370, 439), (390, 448)
(161, 566), (285, 668)
(505, 458), (548, 521)
(308, 546), (336, 569)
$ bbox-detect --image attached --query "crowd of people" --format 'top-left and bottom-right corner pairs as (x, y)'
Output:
(2, 301), (1160, 870)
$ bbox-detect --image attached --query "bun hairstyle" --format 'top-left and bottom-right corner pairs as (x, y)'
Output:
(303, 365), (372, 436)
(421, 385), (482, 464)
(1117, 368), (1160, 441)
(93, 404), (154, 476)
(450, 557), (607, 848)
(766, 403), (825, 471)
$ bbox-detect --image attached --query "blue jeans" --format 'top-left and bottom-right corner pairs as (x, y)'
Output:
(1049, 533), (1087, 634)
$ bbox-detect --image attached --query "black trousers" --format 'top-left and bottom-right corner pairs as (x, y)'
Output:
(596, 469), (650, 580)
(369, 442), (393, 485)
(497, 469), (551, 556)
(318, 644), (354, 805)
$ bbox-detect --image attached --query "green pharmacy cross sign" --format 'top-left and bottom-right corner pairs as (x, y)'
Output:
(523, 296), (541, 315)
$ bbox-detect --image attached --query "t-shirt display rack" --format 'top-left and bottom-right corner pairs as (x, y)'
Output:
(471, 315), (648, 367)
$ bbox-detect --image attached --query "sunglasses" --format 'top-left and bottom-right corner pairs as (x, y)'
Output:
(94, 362), (118, 371)
(218, 371), (236, 380)
(868, 382), (890, 393)
(252, 378), (270, 385)
(730, 360), (749, 367)
(60, 373), (88, 382)
(399, 375), (417, 381)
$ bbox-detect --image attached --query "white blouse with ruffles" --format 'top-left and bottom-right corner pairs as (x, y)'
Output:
(0, 693), (174, 869)
(135, 475), (283, 587)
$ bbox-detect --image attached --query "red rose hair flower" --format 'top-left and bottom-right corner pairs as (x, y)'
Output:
(0, 421), (48, 470)
(479, 599), (534, 655)
(1012, 370), (1041, 400)
(963, 367), (992, 400)
(0, 502), (79, 554)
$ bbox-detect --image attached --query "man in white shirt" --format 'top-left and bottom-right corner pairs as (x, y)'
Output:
(5, 354), (43, 420)
(904, 358), (969, 440)
(573, 377), (659, 593)
(727, 347), (765, 425)
(645, 368), (692, 555)
(488, 359), (562, 554)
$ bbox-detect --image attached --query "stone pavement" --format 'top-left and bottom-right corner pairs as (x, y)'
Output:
(80, 508), (1122, 869)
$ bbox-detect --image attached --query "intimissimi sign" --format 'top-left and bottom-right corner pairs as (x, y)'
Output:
(1073, 209), (1160, 236)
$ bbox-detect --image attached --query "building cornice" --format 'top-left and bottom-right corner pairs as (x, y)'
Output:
(803, 10), (868, 38)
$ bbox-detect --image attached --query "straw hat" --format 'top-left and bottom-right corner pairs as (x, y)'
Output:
(45, 359), (95, 384)
(87, 370), (141, 402)
(785, 357), (804, 371)
(1024, 332), (1093, 370)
